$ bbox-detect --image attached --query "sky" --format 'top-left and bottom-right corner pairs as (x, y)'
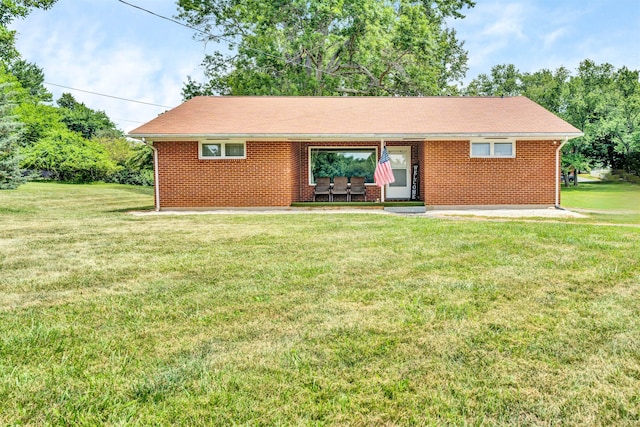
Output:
(10, 0), (640, 133)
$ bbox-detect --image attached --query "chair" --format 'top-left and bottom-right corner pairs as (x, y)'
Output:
(332, 176), (349, 202)
(313, 177), (332, 202)
(349, 176), (366, 202)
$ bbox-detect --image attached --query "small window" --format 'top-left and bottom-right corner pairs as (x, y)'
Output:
(199, 141), (246, 159)
(225, 143), (245, 157)
(494, 143), (513, 157)
(470, 141), (515, 158)
(202, 143), (221, 157)
(471, 143), (490, 157)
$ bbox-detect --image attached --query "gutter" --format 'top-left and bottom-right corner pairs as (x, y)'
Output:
(129, 132), (584, 141)
(141, 138), (160, 212)
(555, 137), (569, 208)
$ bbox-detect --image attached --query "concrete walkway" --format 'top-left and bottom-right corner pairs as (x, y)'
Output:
(130, 206), (587, 219)
(422, 207), (587, 219)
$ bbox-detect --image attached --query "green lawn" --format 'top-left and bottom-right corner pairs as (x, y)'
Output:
(1, 183), (639, 426)
(562, 181), (640, 211)
(561, 181), (640, 225)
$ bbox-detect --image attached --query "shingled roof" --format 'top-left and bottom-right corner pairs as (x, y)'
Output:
(129, 96), (582, 139)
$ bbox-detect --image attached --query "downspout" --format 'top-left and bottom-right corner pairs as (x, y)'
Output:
(141, 138), (160, 212)
(380, 139), (386, 203)
(555, 137), (569, 209)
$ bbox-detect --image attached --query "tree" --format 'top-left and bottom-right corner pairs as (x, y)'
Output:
(56, 93), (117, 139)
(561, 150), (590, 187)
(591, 67), (640, 174)
(1, 0), (58, 63)
(178, 0), (475, 98)
(521, 67), (570, 114)
(464, 64), (523, 97)
(15, 101), (67, 146)
(7, 59), (51, 101)
(0, 79), (25, 189)
(21, 130), (118, 183)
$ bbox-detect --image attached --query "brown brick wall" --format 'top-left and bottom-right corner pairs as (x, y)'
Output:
(154, 139), (558, 208)
(422, 140), (558, 206)
(155, 140), (296, 208)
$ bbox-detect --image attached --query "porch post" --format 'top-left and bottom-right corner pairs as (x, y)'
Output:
(380, 139), (385, 203)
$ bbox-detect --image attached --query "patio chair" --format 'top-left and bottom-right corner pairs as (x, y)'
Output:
(349, 176), (366, 202)
(313, 177), (332, 202)
(332, 176), (349, 202)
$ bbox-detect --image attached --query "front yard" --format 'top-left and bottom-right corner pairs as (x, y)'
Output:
(0, 183), (638, 425)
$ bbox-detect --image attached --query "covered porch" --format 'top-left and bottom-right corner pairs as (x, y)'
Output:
(295, 140), (423, 203)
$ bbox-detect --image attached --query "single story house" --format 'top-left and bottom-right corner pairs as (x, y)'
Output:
(128, 96), (583, 211)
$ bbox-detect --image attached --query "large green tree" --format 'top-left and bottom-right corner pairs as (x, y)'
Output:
(464, 64), (523, 97)
(585, 66), (640, 173)
(7, 59), (51, 101)
(178, 0), (475, 97)
(0, 77), (25, 189)
(56, 93), (117, 139)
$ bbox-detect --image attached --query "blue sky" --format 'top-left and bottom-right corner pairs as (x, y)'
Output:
(10, 0), (640, 132)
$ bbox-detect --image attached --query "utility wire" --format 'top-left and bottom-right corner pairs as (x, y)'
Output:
(44, 82), (172, 108)
(114, 118), (146, 124)
(116, 0), (344, 80)
(117, 0), (217, 40)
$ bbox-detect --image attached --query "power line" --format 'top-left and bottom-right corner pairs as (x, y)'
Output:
(44, 82), (173, 108)
(115, 0), (343, 80)
(117, 0), (217, 40)
(114, 118), (146, 124)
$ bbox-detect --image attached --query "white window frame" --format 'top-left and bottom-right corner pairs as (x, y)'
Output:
(470, 140), (516, 158)
(308, 146), (378, 185)
(199, 140), (246, 159)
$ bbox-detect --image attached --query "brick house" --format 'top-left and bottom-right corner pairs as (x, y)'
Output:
(128, 96), (582, 211)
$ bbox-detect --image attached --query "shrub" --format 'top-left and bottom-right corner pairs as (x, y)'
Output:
(105, 168), (154, 186)
(20, 131), (118, 183)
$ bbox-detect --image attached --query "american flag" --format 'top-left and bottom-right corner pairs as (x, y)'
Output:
(374, 147), (395, 187)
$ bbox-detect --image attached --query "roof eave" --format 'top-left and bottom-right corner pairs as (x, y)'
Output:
(128, 132), (584, 141)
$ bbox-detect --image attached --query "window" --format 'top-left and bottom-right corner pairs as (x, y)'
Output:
(471, 143), (490, 157)
(199, 141), (246, 159)
(309, 147), (377, 184)
(470, 140), (515, 158)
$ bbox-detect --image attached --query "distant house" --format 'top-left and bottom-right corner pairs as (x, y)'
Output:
(128, 96), (582, 211)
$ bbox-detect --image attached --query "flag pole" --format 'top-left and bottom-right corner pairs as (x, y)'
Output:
(380, 139), (385, 203)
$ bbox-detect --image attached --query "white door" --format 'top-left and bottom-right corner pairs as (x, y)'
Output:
(385, 146), (411, 199)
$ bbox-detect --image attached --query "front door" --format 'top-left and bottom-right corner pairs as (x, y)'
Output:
(385, 146), (411, 200)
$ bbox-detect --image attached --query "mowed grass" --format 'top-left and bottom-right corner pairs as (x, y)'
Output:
(562, 181), (640, 225)
(1, 183), (639, 426)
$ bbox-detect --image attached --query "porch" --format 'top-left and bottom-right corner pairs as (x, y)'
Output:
(297, 141), (423, 203)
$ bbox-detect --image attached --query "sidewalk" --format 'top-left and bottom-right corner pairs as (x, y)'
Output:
(130, 207), (587, 218)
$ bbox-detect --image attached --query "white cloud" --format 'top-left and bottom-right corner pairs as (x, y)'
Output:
(542, 28), (567, 49)
(11, 0), (208, 132)
(480, 3), (528, 40)
(451, 0), (640, 82)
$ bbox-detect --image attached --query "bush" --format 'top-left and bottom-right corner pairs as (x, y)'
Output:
(20, 131), (118, 183)
(622, 172), (640, 184)
(105, 168), (154, 186)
